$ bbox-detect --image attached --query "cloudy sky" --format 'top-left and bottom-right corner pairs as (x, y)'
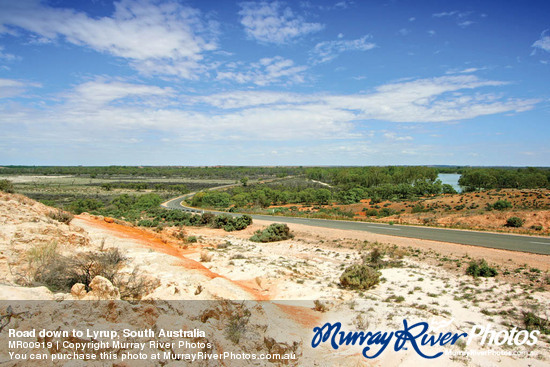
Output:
(0, 0), (549, 166)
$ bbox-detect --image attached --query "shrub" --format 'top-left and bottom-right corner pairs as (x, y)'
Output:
(523, 312), (550, 335)
(530, 225), (543, 231)
(339, 264), (381, 290)
(48, 209), (74, 224)
(67, 248), (127, 291)
(377, 208), (396, 217)
(0, 179), (15, 193)
(212, 214), (231, 229)
(313, 300), (329, 312)
(441, 184), (457, 194)
(211, 214), (252, 232)
(465, 259), (497, 277)
(362, 247), (384, 267)
(217, 241), (231, 249)
(365, 209), (378, 216)
(505, 217), (524, 228)
(200, 212), (216, 225)
(69, 198), (103, 214)
(225, 304), (251, 344)
(137, 219), (157, 227)
(361, 246), (403, 269)
(116, 267), (159, 300)
(25, 244), (127, 292)
(200, 251), (213, 262)
(250, 223), (293, 243)
(492, 200), (512, 211)
(411, 203), (426, 213)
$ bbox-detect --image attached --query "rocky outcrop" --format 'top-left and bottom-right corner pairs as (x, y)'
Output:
(70, 276), (121, 300)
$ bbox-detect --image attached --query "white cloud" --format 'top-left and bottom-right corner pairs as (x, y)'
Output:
(398, 28), (410, 36)
(383, 132), (413, 141)
(216, 56), (307, 86)
(532, 30), (550, 53)
(0, 46), (17, 61)
(311, 35), (376, 64)
(445, 67), (485, 75)
(324, 75), (536, 123)
(0, 75), (538, 149)
(0, 0), (218, 78)
(65, 79), (173, 108)
(193, 91), (313, 109)
(432, 11), (459, 18)
(334, 1), (353, 9)
(238, 1), (323, 44)
(458, 20), (474, 28)
(0, 78), (40, 98)
(433, 10), (477, 27)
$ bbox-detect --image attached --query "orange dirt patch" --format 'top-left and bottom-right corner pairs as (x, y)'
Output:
(76, 214), (269, 301)
(274, 303), (323, 328)
(266, 189), (550, 235)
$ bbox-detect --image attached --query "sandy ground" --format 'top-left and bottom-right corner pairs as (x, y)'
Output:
(71, 215), (550, 366)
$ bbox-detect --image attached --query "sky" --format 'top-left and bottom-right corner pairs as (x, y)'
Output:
(0, 0), (549, 166)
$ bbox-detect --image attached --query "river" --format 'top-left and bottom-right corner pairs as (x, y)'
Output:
(437, 173), (462, 193)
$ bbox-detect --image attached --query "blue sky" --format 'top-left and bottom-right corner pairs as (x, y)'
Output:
(0, 0), (549, 166)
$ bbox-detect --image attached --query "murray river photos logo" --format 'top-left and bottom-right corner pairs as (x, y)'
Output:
(311, 319), (540, 359)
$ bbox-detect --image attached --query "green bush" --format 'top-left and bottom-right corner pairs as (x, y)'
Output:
(505, 217), (524, 228)
(212, 214), (232, 229)
(250, 223), (293, 243)
(441, 184), (457, 194)
(0, 179), (15, 193)
(377, 207), (396, 217)
(137, 219), (158, 227)
(340, 265), (381, 290)
(211, 214), (252, 232)
(466, 259), (497, 277)
(411, 203), (426, 213)
(523, 312), (550, 334)
(492, 200), (512, 211)
(364, 209), (378, 216)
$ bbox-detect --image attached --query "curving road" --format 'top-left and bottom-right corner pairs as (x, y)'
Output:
(162, 195), (550, 255)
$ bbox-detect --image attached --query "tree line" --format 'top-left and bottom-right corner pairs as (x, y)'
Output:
(458, 167), (549, 191)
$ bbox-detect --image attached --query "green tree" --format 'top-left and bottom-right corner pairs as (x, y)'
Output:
(314, 188), (332, 205)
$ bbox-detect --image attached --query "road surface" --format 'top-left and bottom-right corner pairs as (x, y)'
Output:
(162, 195), (550, 255)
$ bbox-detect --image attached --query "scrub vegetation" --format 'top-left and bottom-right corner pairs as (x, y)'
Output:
(1, 165), (549, 234)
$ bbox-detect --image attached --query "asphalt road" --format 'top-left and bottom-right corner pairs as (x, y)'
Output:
(162, 195), (550, 255)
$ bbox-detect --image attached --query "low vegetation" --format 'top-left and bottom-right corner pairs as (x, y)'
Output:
(249, 223), (293, 243)
(490, 199), (513, 211)
(466, 259), (498, 278)
(0, 179), (15, 193)
(47, 209), (73, 224)
(523, 312), (550, 335)
(505, 216), (525, 228)
(3, 165), (549, 236)
(224, 303), (252, 344)
(339, 264), (381, 290)
(20, 242), (156, 299)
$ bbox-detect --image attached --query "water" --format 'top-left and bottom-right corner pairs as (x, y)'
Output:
(437, 173), (462, 193)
